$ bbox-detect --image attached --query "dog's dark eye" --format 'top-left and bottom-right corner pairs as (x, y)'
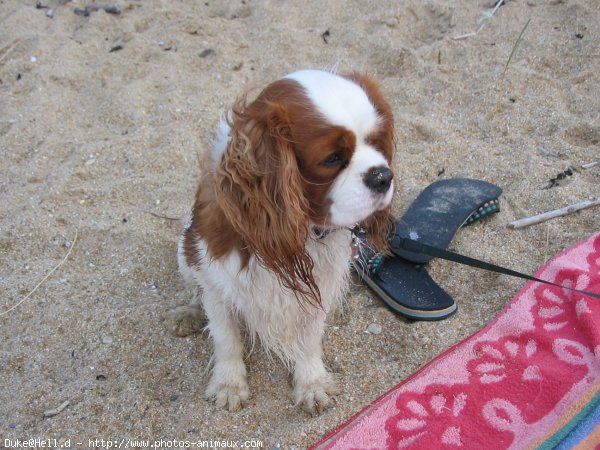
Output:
(322, 151), (345, 167)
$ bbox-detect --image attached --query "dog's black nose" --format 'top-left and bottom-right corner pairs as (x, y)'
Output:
(364, 167), (393, 194)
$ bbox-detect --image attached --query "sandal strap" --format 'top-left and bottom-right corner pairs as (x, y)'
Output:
(367, 251), (387, 275)
(465, 199), (500, 225)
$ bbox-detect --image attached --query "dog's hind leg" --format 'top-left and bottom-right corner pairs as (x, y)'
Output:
(162, 287), (206, 337)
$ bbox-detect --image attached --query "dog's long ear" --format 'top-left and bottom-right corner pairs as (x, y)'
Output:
(213, 86), (321, 305)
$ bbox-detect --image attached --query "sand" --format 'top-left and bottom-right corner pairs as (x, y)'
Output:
(1, 0), (598, 448)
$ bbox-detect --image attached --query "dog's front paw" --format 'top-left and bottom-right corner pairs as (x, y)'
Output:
(206, 378), (250, 413)
(294, 375), (339, 416)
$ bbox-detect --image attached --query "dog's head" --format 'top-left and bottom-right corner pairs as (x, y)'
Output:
(213, 70), (395, 304)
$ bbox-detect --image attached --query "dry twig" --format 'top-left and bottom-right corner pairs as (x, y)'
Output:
(508, 197), (600, 229)
(1, 229), (78, 317)
(44, 400), (70, 418)
(581, 161), (598, 169)
(144, 210), (180, 221)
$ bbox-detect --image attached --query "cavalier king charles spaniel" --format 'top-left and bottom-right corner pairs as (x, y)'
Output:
(173, 69), (395, 415)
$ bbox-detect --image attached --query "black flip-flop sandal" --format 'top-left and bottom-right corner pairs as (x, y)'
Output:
(354, 178), (502, 321)
(389, 178), (502, 263)
(355, 247), (457, 321)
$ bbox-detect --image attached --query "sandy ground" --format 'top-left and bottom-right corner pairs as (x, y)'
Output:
(1, 0), (599, 448)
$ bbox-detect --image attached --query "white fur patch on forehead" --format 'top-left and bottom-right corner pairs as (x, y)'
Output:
(285, 70), (379, 138)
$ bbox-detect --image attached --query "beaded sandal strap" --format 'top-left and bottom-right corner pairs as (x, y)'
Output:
(367, 251), (387, 275)
(465, 199), (500, 225)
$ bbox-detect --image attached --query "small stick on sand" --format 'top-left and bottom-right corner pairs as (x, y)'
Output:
(144, 210), (180, 221)
(0, 229), (78, 316)
(581, 161), (598, 169)
(509, 197), (600, 229)
(44, 400), (70, 418)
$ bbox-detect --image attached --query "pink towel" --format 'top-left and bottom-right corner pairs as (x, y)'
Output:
(313, 232), (600, 449)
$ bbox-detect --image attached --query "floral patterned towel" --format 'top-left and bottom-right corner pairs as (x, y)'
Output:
(313, 232), (600, 449)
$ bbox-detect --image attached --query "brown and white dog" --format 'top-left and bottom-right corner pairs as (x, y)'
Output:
(175, 70), (395, 414)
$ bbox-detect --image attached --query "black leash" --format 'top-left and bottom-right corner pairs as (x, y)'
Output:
(395, 237), (600, 300)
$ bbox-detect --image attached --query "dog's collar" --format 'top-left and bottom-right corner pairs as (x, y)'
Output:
(312, 224), (361, 240)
